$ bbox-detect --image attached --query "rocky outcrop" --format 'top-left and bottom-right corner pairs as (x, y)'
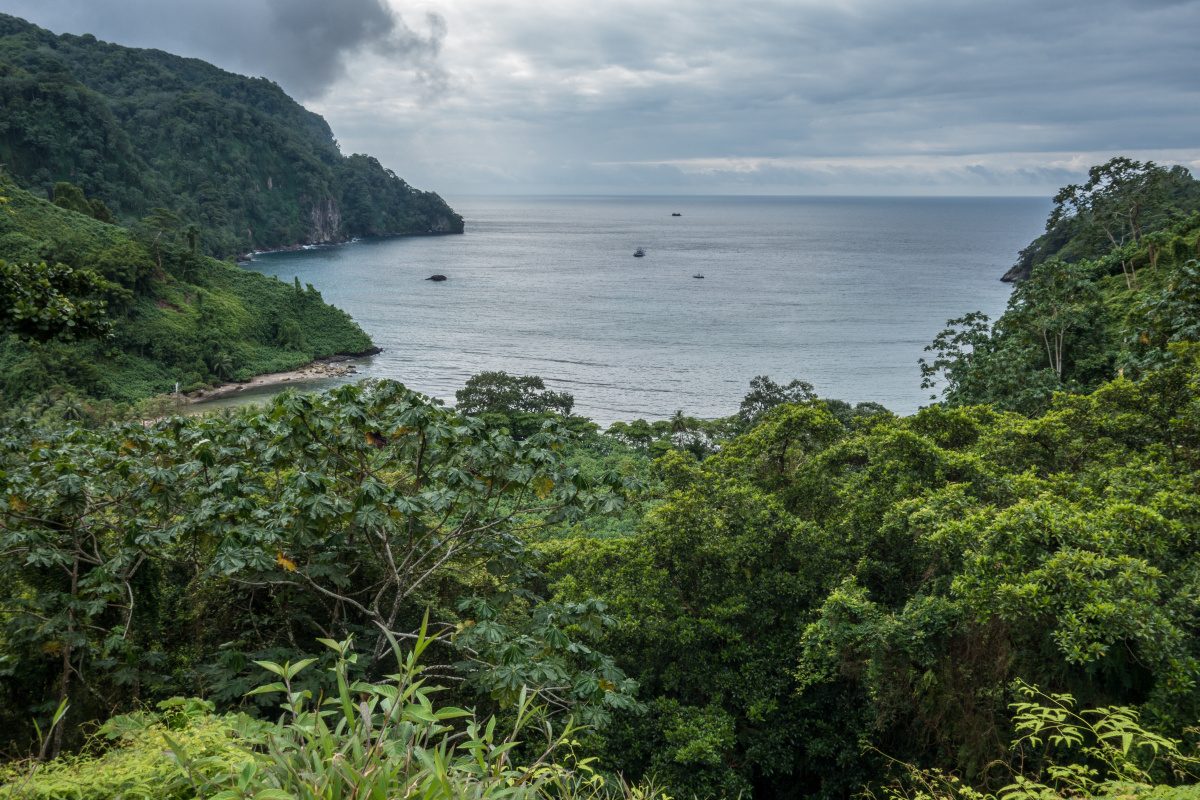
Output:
(309, 197), (343, 244)
(1000, 263), (1028, 282)
(428, 215), (460, 233)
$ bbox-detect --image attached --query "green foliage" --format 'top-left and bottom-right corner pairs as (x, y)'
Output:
(605, 375), (877, 464)
(1128, 259), (1200, 372)
(541, 353), (1200, 798)
(1002, 681), (1199, 798)
(0, 259), (114, 341)
(2, 633), (667, 800)
(457, 371), (576, 417)
(0, 698), (250, 799)
(0, 13), (462, 258)
(0, 381), (636, 756)
(737, 374), (817, 426)
(6, 156), (1200, 800)
(543, 466), (845, 797)
(869, 682), (1200, 800)
(456, 371), (583, 439)
(453, 595), (643, 726)
(50, 182), (89, 217)
(0, 177), (373, 404)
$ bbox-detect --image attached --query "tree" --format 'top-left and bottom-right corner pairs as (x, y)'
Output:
(1144, 229), (1171, 272)
(1129, 258), (1200, 372)
(0, 418), (163, 756)
(455, 371), (575, 437)
(87, 197), (115, 223)
(456, 371), (575, 417)
(90, 241), (155, 291)
(1049, 158), (1173, 288)
(50, 182), (91, 216)
(1009, 258), (1099, 381)
(737, 375), (817, 427)
(919, 311), (993, 402)
(139, 207), (182, 274)
(204, 349), (235, 381)
(50, 181), (114, 223)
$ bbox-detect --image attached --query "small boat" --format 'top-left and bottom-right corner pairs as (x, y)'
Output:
(633, 248), (646, 257)
(671, 212), (682, 217)
(693, 273), (704, 279)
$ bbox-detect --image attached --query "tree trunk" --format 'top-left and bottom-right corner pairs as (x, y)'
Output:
(43, 552), (79, 760)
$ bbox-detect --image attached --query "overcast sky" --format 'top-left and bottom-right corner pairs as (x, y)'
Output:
(7, 0), (1199, 196)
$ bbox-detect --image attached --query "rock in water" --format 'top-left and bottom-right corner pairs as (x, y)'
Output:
(426, 274), (448, 282)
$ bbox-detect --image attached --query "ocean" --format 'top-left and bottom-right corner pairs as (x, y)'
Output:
(236, 195), (1046, 425)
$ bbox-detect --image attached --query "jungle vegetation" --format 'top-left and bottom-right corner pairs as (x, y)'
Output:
(2, 160), (1200, 798)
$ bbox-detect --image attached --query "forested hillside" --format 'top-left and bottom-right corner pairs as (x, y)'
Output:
(2, 161), (1199, 800)
(0, 175), (374, 408)
(923, 158), (1200, 414)
(1000, 157), (1200, 282)
(0, 13), (463, 258)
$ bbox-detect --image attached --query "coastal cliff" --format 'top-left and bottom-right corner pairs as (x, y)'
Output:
(308, 197), (344, 245)
(0, 13), (464, 258)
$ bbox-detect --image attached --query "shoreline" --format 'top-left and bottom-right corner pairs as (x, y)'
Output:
(235, 230), (464, 263)
(184, 350), (380, 404)
(236, 238), (357, 263)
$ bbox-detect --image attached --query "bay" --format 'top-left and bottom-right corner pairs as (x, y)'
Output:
(240, 195), (1046, 425)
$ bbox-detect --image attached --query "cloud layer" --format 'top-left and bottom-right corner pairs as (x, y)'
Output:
(7, 0), (1199, 194)
(6, 0), (446, 99)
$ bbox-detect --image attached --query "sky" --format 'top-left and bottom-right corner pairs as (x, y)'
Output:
(5, 0), (1200, 196)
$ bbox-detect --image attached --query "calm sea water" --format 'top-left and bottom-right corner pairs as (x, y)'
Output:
(237, 195), (1046, 424)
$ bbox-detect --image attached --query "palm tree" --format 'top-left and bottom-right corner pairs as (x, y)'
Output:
(207, 349), (235, 381)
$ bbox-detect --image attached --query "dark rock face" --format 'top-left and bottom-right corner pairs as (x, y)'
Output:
(1000, 263), (1028, 282)
(426, 274), (448, 282)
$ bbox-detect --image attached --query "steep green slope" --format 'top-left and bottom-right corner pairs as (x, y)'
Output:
(1001, 158), (1200, 282)
(0, 177), (374, 405)
(0, 13), (463, 258)
(924, 160), (1200, 414)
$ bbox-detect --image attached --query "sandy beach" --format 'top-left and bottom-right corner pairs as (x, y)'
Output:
(184, 354), (368, 403)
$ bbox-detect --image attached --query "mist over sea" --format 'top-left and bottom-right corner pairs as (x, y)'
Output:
(242, 195), (1046, 425)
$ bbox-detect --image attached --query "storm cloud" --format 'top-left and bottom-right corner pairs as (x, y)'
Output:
(3, 0), (446, 99)
(6, 0), (1198, 194)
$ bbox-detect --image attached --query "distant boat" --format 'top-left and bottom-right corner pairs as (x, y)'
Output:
(633, 248), (646, 257)
(672, 212), (682, 217)
(693, 273), (704, 279)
